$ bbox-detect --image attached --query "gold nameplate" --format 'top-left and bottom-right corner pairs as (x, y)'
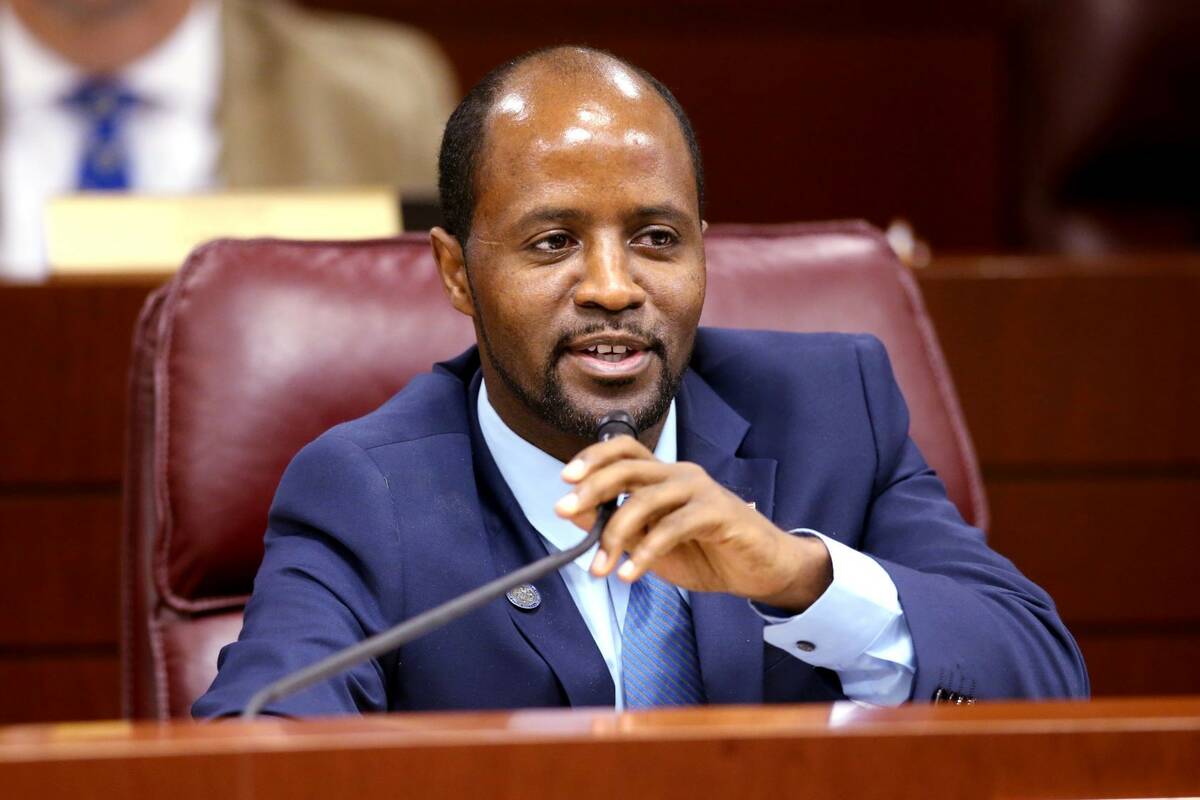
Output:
(46, 188), (401, 275)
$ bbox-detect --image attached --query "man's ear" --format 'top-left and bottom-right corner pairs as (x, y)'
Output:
(430, 227), (475, 318)
(701, 219), (709, 234)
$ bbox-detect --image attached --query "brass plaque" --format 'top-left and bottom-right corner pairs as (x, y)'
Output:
(46, 188), (401, 274)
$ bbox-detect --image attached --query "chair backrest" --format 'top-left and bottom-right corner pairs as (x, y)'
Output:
(122, 220), (986, 718)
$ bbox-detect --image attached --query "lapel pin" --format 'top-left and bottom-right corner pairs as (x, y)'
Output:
(506, 583), (541, 611)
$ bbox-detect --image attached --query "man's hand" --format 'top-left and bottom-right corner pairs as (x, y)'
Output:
(554, 435), (833, 613)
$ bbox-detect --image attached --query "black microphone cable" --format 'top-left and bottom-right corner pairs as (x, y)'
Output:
(241, 410), (638, 719)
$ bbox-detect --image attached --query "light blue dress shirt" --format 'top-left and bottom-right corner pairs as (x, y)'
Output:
(477, 380), (916, 707)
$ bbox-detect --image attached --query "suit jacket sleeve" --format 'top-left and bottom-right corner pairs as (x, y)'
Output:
(192, 433), (404, 717)
(852, 335), (1090, 701)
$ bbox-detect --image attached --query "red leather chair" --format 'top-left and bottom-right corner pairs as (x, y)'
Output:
(122, 221), (986, 719)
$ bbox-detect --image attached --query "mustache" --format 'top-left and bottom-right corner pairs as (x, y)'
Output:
(551, 322), (667, 359)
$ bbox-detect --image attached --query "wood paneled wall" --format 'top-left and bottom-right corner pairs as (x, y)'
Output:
(921, 254), (1200, 696)
(1, 253), (1196, 722)
(0, 281), (156, 722)
(299, 0), (1017, 250)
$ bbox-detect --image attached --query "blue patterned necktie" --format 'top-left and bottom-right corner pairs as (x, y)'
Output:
(63, 78), (140, 191)
(621, 572), (707, 707)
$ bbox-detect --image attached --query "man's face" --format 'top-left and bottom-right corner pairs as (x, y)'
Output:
(12, 0), (191, 72)
(441, 61), (705, 457)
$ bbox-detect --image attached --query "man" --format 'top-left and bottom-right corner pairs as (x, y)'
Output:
(0, 0), (455, 275)
(195, 46), (1088, 716)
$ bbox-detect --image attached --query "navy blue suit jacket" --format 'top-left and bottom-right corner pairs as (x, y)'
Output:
(194, 329), (1088, 717)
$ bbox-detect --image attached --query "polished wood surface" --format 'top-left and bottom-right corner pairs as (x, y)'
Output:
(2, 700), (1199, 799)
(1, 253), (1197, 722)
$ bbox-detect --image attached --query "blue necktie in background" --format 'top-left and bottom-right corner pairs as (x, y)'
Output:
(63, 78), (139, 191)
(621, 573), (706, 707)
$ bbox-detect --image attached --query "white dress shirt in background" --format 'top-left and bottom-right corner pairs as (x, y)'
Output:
(0, 0), (221, 276)
(477, 379), (916, 708)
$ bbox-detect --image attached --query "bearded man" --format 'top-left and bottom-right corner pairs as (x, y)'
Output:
(195, 46), (1088, 716)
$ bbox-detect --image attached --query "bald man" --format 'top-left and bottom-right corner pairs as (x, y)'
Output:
(0, 0), (454, 275)
(194, 47), (1088, 717)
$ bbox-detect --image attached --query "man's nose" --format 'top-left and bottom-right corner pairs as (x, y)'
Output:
(573, 238), (647, 311)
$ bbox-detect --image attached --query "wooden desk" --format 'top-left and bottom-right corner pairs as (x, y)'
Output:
(3, 699), (1199, 799)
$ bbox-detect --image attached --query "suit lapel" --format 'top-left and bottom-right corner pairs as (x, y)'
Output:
(677, 372), (778, 704)
(455, 364), (778, 707)
(466, 377), (615, 708)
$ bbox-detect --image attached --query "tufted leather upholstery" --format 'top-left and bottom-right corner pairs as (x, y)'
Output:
(122, 221), (986, 718)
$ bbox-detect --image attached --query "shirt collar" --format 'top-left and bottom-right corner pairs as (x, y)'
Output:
(0, 4), (78, 108)
(0, 0), (220, 113)
(477, 378), (678, 571)
(123, 0), (221, 113)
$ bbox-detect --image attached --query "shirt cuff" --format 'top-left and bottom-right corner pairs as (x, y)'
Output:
(752, 530), (905, 670)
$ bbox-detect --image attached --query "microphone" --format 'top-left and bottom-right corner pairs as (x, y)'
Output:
(240, 409), (638, 719)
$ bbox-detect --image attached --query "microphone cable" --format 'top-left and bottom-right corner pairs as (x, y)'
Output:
(241, 410), (637, 719)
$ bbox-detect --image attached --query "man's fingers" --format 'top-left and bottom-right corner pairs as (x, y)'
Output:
(554, 459), (672, 518)
(560, 434), (654, 483)
(621, 504), (715, 582)
(589, 481), (691, 576)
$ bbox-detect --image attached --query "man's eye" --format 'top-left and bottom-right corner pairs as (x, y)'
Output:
(533, 233), (573, 252)
(635, 228), (677, 248)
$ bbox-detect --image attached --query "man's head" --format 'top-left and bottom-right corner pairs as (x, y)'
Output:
(430, 46), (708, 461)
(10, 0), (193, 73)
(437, 47), (705, 247)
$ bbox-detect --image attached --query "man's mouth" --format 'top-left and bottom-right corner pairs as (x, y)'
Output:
(563, 334), (655, 377)
(579, 342), (639, 363)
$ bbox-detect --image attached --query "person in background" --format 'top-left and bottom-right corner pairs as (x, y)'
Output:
(0, 0), (456, 276)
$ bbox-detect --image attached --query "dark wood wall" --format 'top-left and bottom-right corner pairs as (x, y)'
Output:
(2, 253), (1197, 722)
(921, 255), (1200, 696)
(0, 281), (155, 722)
(299, 0), (1020, 250)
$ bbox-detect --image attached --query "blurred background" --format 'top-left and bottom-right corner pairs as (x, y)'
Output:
(331, 0), (1200, 255)
(0, 0), (1197, 723)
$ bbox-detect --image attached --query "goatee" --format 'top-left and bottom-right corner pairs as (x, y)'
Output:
(480, 321), (687, 441)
